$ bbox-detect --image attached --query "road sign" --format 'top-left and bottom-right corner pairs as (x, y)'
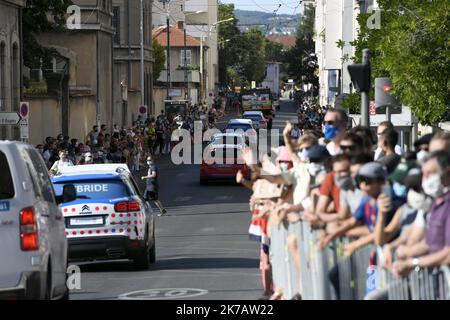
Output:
(0, 112), (22, 125)
(139, 105), (148, 120)
(19, 102), (29, 120)
(20, 119), (29, 140)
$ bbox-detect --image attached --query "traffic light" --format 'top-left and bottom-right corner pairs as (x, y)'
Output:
(347, 63), (371, 93)
(375, 77), (401, 114)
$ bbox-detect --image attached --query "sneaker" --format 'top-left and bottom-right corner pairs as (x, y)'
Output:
(158, 209), (167, 217)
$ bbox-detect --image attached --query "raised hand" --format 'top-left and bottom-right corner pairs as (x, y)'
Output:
(283, 121), (293, 137)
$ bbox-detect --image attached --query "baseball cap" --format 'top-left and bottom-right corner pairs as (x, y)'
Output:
(358, 162), (388, 179)
(388, 160), (418, 184)
(306, 145), (330, 163)
(403, 167), (422, 189)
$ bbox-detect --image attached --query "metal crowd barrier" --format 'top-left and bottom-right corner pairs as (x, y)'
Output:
(268, 220), (450, 300)
(384, 266), (450, 300)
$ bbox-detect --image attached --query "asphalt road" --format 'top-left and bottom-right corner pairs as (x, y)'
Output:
(69, 99), (297, 300)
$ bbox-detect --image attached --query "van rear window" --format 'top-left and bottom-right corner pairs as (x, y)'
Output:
(0, 151), (14, 200)
(53, 180), (130, 200)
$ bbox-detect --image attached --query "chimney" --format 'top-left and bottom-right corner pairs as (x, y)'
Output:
(177, 21), (184, 30)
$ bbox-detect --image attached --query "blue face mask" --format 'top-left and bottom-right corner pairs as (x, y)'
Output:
(393, 182), (408, 198)
(323, 124), (339, 140)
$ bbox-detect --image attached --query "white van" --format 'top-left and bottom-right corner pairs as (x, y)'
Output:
(0, 141), (74, 300)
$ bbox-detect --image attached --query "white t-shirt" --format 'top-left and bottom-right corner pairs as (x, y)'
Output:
(326, 141), (341, 156)
(50, 160), (74, 174)
(281, 162), (310, 205)
(340, 188), (365, 215)
(413, 209), (427, 230)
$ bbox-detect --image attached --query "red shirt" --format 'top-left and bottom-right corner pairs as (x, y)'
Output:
(319, 172), (341, 212)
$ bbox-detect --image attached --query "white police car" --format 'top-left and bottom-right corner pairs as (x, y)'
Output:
(51, 164), (156, 269)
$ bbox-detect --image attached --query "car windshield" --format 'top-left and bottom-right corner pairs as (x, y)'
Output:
(243, 115), (262, 122)
(212, 136), (243, 145)
(226, 124), (252, 131)
(53, 179), (130, 200)
(0, 151), (14, 200)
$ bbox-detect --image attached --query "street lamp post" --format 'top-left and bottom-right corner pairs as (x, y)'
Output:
(139, 0), (145, 109)
(205, 18), (234, 104)
(183, 10), (207, 103)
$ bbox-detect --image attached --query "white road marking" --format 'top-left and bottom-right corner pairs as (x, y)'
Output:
(175, 196), (193, 202)
(215, 196), (233, 201)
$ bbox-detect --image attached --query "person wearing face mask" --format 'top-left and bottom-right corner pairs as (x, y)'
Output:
(323, 109), (349, 156)
(392, 150), (450, 278)
(83, 152), (94, 165)
(252, 127), (326, 223)
(413, 133), (434, 164)
(336, 154), (373, 228)
(313, 153), (349, 232)
(142, 155), (167, 217)
(319, 162), (395, 299)
(319, 162), (396, 251)
(377, 168), (433, 270)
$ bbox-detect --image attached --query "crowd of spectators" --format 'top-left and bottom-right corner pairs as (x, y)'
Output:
(236, 106), (450, 300)
(37, 103), (226, 176)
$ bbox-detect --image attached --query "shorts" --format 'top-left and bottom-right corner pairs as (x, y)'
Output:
(145, 190), (159, 201)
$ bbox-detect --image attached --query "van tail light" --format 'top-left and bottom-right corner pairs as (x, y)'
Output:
(128, 201), (141, 212)
(20, 207), (39, 251)
(115, 202), (128, 212)
(115, 201), (141, 212)
(259, 121), (266, 125)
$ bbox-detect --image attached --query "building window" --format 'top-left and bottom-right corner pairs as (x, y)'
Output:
(112, 6), (121, 45)
(0, 42), (6, 111)
(12, 43), (20, 111)
(181, 49), (192, 66)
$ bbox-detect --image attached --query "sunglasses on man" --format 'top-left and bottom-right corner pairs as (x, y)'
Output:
(323, 121), (338, 126)
(356, 175), (383, 185)
(340, 144), (356, 151)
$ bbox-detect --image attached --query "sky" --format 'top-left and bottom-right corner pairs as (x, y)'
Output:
(220, 0), (302, 16)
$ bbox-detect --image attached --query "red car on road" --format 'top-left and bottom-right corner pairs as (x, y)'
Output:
(200, 133), (251, 184)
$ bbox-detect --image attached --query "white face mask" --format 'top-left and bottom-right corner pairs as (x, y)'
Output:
(308, 163), (325, 177)
(407, 189), (426, 210)
(298, 150), (308, 162)
(279, 162), (290, 172)
(422, 173), (447, 199)
(416, 150), (429, 164)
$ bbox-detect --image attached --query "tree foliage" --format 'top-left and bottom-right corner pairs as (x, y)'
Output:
(218, 3), (267, 87)
(352, 0), (450, 125)
(265, 40), (284, 63)
(152, 40), (166, 82)
(240, 28), (266, 85)
(218, 3), (242, 86)
(284, 4), (318, 89)
(23, 0), (73, 69)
